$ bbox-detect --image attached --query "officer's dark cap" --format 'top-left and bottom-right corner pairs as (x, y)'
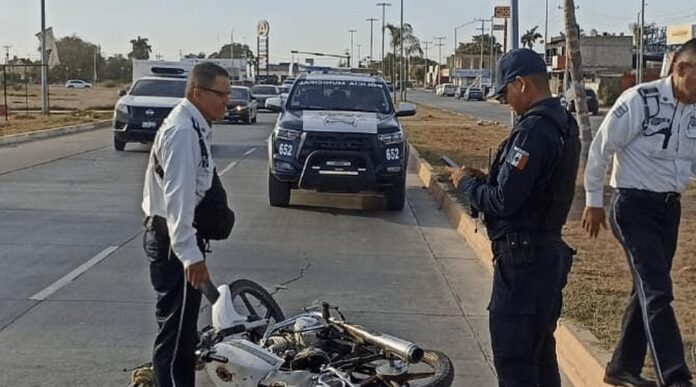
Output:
(494, 48), (548, 97)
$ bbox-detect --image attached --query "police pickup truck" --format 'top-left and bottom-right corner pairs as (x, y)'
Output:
(265, 71), (416, 210)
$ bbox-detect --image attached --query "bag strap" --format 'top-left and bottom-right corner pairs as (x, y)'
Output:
(152, 117), (208, 179)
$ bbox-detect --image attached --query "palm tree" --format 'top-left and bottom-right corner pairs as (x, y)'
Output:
(129, 36), (152, 60)
(385, 23), (422, 85)
(521, 26), (543, 49)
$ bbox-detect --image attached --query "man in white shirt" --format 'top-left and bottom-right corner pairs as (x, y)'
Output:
(582, 39), (696, 387)
(142, 62), (230, 387)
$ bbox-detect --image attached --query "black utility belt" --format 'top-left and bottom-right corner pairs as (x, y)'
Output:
(616, 188), (680, 203)
(491, 232), (562, 264)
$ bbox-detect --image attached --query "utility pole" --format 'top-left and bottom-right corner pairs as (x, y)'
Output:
(231, 29), (234, 59)
(511, 0), (519, 50)
(454, 20), (477, 68)
(433, 36), (446, 85)
(366, 18), (378, 67)
(400, 0), (405, 102)
(638, 0), (645, 84)
(422, 41), (431, 87)
(348, 29), (357, 68)
(544, 0), (549, 62)
(356, 44), (362, 67)
(93, 45), (99, 83)
(377, 2), (392, 73)
(40, 0), (48, 115)
(475, 19), (492, 87)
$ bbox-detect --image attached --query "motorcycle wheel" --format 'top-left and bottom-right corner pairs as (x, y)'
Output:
(226, 279), (285, 324)
(350, 350), (454, 387)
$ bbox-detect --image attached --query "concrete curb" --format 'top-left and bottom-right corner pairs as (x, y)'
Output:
(0, 120), (111, 147)
(408, 144), (612, 387)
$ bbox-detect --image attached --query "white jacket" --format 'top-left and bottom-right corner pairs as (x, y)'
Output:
(142, 98), (215, 267)
(584, 77), (696, 207)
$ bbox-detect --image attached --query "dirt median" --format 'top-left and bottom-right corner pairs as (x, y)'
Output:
(402, 103), (696, 377)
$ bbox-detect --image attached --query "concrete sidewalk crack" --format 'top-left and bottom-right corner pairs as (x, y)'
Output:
(270, 254), (312, 296)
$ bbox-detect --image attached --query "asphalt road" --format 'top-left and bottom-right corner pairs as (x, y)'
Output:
(406, 88), (606, 134)
(0, 112), (501, 386)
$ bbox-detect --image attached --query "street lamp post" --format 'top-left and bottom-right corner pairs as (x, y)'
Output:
(433, 36), (446, 85)
(40, 0), (48, 114)
(422, 40), (431, 87)
(348, 29), (357, 68)
(399, 0), (405, 102)
(366, 18), (378, 67)
(377, 2), (392, 73)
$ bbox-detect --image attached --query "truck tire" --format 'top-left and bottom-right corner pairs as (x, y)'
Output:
(268, 170), (291, 207)
(114, 137), (126, 151)
(385, 178), (406, 211)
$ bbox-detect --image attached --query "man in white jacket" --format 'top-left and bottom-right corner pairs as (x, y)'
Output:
(582, 39), (696, 387)
(142, 62), (229, 387)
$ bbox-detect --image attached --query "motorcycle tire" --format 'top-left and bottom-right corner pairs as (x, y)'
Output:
(416, 350), (454, 387)
(227, 279), (285, 323)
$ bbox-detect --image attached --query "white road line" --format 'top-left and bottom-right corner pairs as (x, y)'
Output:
(29, 246), (119, 301)
(219, 161), (238, 176)
(220, 147), (258, 177)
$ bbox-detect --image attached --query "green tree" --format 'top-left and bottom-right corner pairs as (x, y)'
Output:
(521, 26), (543, 49)
(209, 43), (255, 60)
(456, 34), (502, 55)
(50, 35), (103, 83)
(102, 54), (131, 82)
(129, 36), (152, 60)
(384, 23), (422, 82)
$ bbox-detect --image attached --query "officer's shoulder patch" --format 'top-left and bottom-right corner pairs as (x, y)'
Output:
(612, 102), (629, 119)
(506, 146), (530, 171)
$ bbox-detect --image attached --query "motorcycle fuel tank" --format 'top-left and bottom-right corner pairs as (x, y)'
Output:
(207, 339), (284, 387)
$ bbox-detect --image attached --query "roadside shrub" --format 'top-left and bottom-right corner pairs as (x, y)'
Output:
(104, 81), (118, 88)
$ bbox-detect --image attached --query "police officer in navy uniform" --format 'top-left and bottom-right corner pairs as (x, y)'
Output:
(583, 39), (696, 387)
(142, 62), (230, 387)
(446, 48), (580, 386)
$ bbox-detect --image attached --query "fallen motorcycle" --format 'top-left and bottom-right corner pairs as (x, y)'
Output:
(129, 279), (454, 387)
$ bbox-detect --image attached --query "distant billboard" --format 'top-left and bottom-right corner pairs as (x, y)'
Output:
(451, 68), (491, 78)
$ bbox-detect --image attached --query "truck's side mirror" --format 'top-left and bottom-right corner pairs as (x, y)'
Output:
(118, 89), (127, 97)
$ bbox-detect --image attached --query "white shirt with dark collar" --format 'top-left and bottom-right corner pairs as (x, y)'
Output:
(142, 98), (215, 267)
(585, 76), (696, 207)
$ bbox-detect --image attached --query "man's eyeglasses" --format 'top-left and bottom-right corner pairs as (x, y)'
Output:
(199, 86), (230, 99)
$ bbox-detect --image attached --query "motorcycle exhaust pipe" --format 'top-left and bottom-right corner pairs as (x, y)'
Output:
(330, 319), (424, 363)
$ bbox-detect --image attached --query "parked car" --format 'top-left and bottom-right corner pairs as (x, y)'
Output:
(251, 85), (279, 109)
(267, 85), (291, 113)
(112, 76), (186, 151)
(265, 71), (415, 210)
(436, 83), (456, 97)
(561, 88), (599, 115)
(462, 87), (485, 101)
(225, 86), (258, 124)
(65, 79), (92, 89)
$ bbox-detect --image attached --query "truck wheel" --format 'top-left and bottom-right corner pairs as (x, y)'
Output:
(268, 170), (291, 207)
(114, 138), (126, 151)
(385, 178), (406, 211)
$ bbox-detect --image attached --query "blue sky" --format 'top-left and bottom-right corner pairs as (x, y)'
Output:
(1, 0), (695, 64)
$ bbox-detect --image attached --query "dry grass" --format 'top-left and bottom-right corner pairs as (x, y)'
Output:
(403, 103), (696, 373)
(0, 83), (119, 136)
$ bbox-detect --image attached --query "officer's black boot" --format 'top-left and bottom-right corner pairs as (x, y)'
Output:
(603, 370), (657, 387)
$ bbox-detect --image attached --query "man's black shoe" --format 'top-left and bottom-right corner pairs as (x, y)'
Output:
(603, 371), (657, 387)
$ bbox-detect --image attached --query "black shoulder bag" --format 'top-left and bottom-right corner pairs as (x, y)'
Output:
(153, 118), (235, 240)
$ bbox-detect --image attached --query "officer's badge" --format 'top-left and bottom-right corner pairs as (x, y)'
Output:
(507, 146), (529, 171)
(689, 115), (696, 129)
(613, 102), (629, 118)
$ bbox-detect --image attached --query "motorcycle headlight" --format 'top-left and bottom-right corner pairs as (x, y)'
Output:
(275, 127), (301, 141)
(115, 103), (129, 116)
(378, 131), (404, 145)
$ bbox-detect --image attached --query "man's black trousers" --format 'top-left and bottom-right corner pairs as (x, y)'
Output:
(489, 237), (574, 387)
(143, 216), (202, 387)
(607, 189), (691, 386)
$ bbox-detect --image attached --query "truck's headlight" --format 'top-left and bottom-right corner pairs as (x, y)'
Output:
(275, 127), (301, 141)
(378, 132), (403, 145)
(115, 103), (129, 116)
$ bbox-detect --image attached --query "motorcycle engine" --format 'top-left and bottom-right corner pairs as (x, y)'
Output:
(265, 316), (333, 372)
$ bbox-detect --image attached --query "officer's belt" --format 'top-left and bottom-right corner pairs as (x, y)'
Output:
(616, 188), (680, 203)
(491, 232), (562, 250)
